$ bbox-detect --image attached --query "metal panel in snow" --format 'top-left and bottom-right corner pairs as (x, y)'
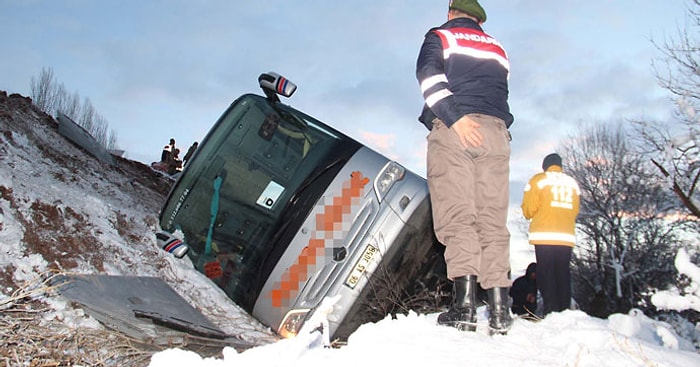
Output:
(56, 112), (115, 165)
(54, 274), (227, 343)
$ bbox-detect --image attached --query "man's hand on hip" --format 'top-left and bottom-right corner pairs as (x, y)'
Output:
(452, 115), (483, 148)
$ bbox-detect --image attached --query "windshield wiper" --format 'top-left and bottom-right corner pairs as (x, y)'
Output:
(288, 157), (345, 207)
(271, 103), (314, 147)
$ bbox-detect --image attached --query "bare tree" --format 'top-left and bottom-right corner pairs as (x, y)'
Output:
(560, 123), (692, 317)
(633, 0), (700, 219)
(107, 129), (119, 151)
(29, 66), (119, 151)
(30, 67), (57, 112)
(79, 97), (96, 133)
(620, 1), (700, 337)
(92, 114), (108, 148)
(55, 86), (80, 120)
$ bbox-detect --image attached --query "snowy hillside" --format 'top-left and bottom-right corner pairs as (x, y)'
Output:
(0, 91), (278, 365)
(1, 90), (699, 367)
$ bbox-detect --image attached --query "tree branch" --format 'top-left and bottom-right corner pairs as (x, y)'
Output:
(651, 159), (700, 218)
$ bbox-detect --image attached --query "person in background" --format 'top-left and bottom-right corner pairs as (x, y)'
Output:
(521, 153), (580, 316)
(509, 262), (537, 317)
(161, 138), (175, 163)
(183, 141), (198, 166)
(416, 0), (514, 334)
(167, 148), (182, 175)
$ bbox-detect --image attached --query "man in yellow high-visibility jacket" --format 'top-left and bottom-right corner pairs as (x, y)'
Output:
(521, 153), (580, 316)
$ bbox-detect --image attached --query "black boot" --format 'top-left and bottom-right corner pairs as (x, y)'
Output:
(487, 287), (513, 335)
(438, 275), (477, 331)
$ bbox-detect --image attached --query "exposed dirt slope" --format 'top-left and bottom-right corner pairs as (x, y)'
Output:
(0, 91), (278, 366)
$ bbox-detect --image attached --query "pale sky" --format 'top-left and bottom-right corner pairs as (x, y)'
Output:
(0, 0), (690, 204)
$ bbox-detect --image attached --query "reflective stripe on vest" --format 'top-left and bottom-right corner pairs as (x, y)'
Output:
(528, 231), (576, 244)
(435, 28), (510, 76)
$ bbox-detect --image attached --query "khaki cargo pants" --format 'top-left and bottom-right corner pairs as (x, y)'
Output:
(427, 114), (511, 289)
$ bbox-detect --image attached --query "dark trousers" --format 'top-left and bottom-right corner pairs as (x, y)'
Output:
(535, 245), (572, 315)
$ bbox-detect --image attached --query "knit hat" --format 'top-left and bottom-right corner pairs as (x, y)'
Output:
(449, 0), (487, 23)
(542, 153), (562, 171)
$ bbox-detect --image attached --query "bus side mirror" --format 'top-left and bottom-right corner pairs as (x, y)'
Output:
(156, 231), (189, 258)
(259, 72), (297, 102)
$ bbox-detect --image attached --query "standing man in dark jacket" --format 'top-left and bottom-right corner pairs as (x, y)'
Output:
(509, 262), (537, 317)
(416, 0), (514, 335)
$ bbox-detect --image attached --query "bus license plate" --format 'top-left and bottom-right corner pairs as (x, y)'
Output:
(345, 245), (378, 289)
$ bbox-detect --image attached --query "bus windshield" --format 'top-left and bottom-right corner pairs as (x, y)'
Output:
(159, 94), (361, 311)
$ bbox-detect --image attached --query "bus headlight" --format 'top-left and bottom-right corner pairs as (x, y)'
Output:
(278, 308), (311, 338)
(374, 161), (405, 202)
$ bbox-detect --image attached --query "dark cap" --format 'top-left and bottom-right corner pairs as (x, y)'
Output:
(542, 153), (562, 171)
(449, 0), (487, 23)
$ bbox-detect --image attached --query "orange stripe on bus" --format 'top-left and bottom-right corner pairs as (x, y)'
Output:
(270, 171), (369, 308)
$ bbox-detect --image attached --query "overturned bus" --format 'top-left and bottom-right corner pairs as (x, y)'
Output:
(156, 73), (445, 341)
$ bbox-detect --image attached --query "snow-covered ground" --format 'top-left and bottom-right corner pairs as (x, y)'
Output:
(1, 91), (699, 366)
(148, 221), (700, 367)
(151, 309), (700, 367)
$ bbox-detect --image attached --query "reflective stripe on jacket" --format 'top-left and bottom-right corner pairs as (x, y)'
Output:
(416, 17), (513, 129)
(521, 166), (580, 246)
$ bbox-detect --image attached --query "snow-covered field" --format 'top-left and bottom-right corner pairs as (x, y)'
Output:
(1, 91), (699, 366)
